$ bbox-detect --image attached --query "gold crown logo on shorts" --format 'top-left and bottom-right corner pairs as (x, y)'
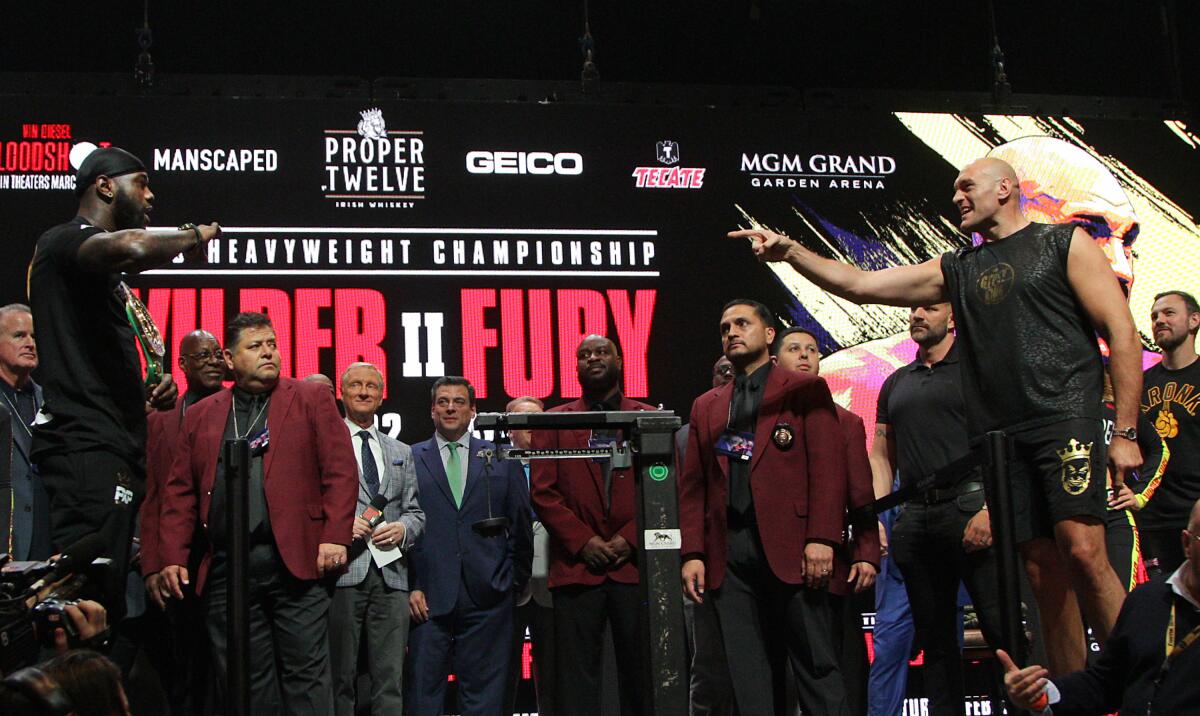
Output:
(1056, 438), (1092, 463)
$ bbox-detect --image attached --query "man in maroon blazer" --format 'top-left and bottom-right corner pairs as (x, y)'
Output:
(530, 334), (656, 716)
(158, 312), (358, 716)
(680, 299), (850, 716)
(141, 329), (225, 599)
(137, 328), (225, 714)
(774, 326), (880, 716)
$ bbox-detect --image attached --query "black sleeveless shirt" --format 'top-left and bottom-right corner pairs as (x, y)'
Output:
(940, 222), (1103, 436)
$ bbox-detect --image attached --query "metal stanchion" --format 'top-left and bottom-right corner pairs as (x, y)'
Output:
(475, 410), (688, 716)
(224, 438), (250, 716)
(985, 430), (1025, 663)
(631, 414), (688, 716)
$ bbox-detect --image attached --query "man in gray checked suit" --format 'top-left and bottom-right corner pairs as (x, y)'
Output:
(329, 362), (425, 716)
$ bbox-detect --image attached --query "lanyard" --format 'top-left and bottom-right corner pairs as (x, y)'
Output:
(1165, 601), (1200, 662)
(232, 396), (270, 440)
(0, 388), (34, 438)
(1150, 600), (1200, 714)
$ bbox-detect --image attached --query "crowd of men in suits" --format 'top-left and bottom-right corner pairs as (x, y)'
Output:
(122, 304), (886, 716)
(9, 148), (1200, 715)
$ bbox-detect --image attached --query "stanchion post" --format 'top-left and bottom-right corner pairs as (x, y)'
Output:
(224, 438), (251, 716)
(631, 414), (688, 716)
(985, 430), (1026, 663)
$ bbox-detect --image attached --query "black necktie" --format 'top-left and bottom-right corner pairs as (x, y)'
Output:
(728, 376), (755, 517)
(731, 375), (755, 433)
(359, 430), (380, 498)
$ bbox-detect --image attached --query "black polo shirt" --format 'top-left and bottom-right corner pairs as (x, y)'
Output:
(876, 341), (972, 490)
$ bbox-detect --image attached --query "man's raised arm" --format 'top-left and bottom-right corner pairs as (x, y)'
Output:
(76, 223), (220, 274)
(730, 227), (946, 307)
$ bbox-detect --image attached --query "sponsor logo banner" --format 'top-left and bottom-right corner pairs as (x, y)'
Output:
(633, 140), (705, 189)
(740, 151), (896, 189)
(466, 150), (583, 175)
(322, 107), (425, 209)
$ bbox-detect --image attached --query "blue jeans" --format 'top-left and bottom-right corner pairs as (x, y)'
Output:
(867, 508), (913, 716)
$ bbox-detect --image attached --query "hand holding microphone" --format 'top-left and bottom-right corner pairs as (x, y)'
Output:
(354, 495), (389, 540)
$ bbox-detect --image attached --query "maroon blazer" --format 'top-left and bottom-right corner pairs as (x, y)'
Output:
(139, 400), (187, 576)
(679, 364), (848, 590)
(828, 405), (882, 597)
(158, 377), (358, 594)
(530, 396), (656, 588)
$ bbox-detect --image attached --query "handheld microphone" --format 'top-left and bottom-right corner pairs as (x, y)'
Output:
(360, 494), (389, 530)
(26, 533), (108, 596)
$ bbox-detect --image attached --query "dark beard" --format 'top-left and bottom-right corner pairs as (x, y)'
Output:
(580, 368), (619, 397)
(111, 187), (145, 230)
(912, 324), (949, 349)
(1156, 329), (1189, 352)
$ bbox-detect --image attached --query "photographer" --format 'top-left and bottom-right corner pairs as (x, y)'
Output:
(0, 597), (109, 677)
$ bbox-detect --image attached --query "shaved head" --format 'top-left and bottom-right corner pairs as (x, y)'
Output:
(179, 329), (218, 355)
(967, 157), (1019, 183)
(1189, 498), (1200, 534)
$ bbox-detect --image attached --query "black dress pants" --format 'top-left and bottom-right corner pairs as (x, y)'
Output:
(40, 449), (143, 623)
(552, 580), (647, 716)
(712, 524), (847, 716)
(205, 543), (333, 716)
(891, 494), (1005, 716)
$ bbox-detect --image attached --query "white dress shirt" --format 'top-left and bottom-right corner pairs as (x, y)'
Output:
(345, 417), (386, 485)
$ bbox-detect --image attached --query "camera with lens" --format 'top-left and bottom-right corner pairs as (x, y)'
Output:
(0, 535), (110, 674)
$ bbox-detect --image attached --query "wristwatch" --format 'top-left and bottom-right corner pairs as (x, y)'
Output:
(178, 222), (202, 250)
(1114, 426), (1137, 441)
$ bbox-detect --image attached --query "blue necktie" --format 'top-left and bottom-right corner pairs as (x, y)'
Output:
(524, 462), (537, 521)
(359, 430), (380, 498)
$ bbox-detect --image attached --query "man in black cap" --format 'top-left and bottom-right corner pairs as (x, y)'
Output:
(27, 146), (220, 619)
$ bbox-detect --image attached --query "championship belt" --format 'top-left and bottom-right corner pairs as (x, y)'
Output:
(118, 281), (165, 387)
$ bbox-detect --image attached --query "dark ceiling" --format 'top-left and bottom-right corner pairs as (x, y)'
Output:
(4, 1), (1197, 110)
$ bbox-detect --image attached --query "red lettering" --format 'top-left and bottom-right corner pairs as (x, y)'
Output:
(168, 289), (197, 392)
(333, 289), (389, 398)
(39, 124), (71, 139)
(0, 141), (71, 172)
(461, 289), (499, 398)
(294, 288), (333, 383)
(608, 289), (655, 398)
(240, 288), (293, 377)
(500, 289), (555, 399)
(556, 289), (607, 398)
(200, 289), (225, 346)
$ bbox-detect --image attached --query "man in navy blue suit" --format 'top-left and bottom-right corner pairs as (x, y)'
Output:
(407, 376), (533, 716)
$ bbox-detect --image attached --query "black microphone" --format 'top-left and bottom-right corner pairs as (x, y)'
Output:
(360, 494), (389, 531)
(27, 533), (108, 594)
(473, 448), (511, 534)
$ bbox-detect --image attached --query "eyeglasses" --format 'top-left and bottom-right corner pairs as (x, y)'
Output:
(1186, 530), (1200, 544)
(180, 350), (222, 363)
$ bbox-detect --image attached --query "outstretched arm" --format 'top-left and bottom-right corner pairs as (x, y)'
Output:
(76, 223), (220, 274)
(730, 227), (947, 306)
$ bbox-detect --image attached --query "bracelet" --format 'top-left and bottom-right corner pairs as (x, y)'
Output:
(178, 222), (202, 251)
